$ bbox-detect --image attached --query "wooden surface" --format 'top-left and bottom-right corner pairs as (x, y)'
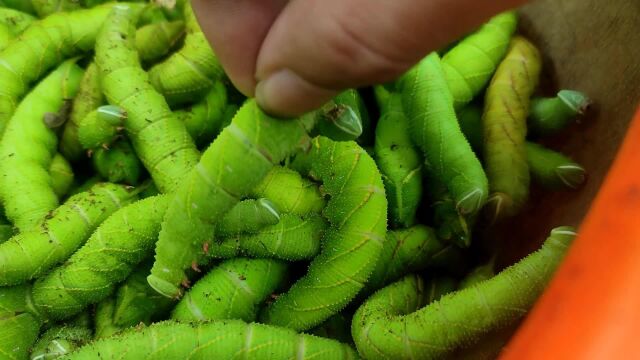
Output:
(491, 0), (640, 264)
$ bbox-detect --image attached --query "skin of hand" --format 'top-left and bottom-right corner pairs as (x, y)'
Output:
(192, 0), (528, 117)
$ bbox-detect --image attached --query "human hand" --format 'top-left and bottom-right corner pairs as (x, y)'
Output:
(192, 0), (528, 117)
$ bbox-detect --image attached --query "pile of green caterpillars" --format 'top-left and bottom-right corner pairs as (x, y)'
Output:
(0, 1), (589, 359)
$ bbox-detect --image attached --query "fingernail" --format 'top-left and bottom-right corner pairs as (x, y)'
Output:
(256, 68), (338, 118)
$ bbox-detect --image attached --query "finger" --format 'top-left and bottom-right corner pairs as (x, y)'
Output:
(192, 0), (288, 96)
(255, 0), (528, 116)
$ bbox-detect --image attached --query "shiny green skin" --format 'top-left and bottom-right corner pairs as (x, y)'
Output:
(148, 2), (224, 107)
(250, 166), (325, 216)
(209, 213), (326, 262)
(77, 106), (126, 151)
(148, 99), (316, 299)
(365, 225), (456, 294)
(459, 104), (586, 190)
(60, 63), (104, 162)
(217, 198), (281, 237)
(0, 4), (133, 136)
(92, 140), (143, 185)
(94, 262), (173, 339)
(0, 7), (35, 35)
(174, 81), (228, 148)
(32, 196), (167, 321)
(31, 0), (82, 17)
(0, 183), (137, 287)
(95, 5), (199, 193)
(442, 12), (518, 109)
(0, 61), (84, 231)
(352, 227), (575, 360)
(482, 36), (542, 219)
(0, 284), (42, 360)
(172, 258), (288, 322)
(135, 20), (185, 64)
(529, 90), (590, 137)
(374, 93), (422, 228)
(30, 325), (92, 360)
(260, 137), (388, 332)
(401, 52), (488, 216)
(64, 320), (358, 360)
(49, 153), (75, 198)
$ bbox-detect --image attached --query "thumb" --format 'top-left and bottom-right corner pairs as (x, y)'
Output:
(255, 0), (528, 117)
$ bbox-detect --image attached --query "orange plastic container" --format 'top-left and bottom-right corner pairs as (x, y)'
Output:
(496, 0), (640, 356)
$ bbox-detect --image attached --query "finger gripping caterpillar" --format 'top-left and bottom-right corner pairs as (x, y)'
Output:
(401, 52), (488, 215)
(259, 137), (388, 332)
(63, 320), (358, 359)
(352, 226), (576, 360)
(171, 258), (289, 322)
(0, 60), (84, 231)
(0, 183), (138, 287)
(147, 99), (316, 299)
(95, 4), (200, 193)
(482, 36), (542, 220)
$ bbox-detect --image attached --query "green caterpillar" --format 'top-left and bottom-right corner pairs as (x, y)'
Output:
(529, 90), (590, 136)
(483, 36), (542, 220)
(60, 63), (104, 162)
(91, 140), (144, 185)
(0, 284), (42, 360)
(96, 4), (199, 193)
(250, 166), (325, 216)
(374, 91), (423, 228)
(31, 0), (82, 17)
(49, 153), (75, 198)
(135, 20), (185, 64)
(365, 225), (458, 294)
(76, 105), (127, 151)
(0, 183), (137, 286)
(171, 258), (289, 322)
(0, 60), (84, 231)
(526, 142), (586, 189)
(459, 104), (587, 190)
(428, 176), (476, 248)
(260, 137), (387, 332)
(217, 198), (281, 237)
(352, 226), (575, 360)
(401, 52), (488, 215)
(0, 23), (10, 51)
(148, 2), (224, 107)
(64, 320), (358, 359)
(30, 325), (92, 360)
(94, 262), (173, 339)
(210, 213), (326, 262)
(174, 81), (228, 148)
(0, 3), (135, 135)
(147, 99), (316, 299)
(441, 12), (518, 109)
(66, 176), (101, 197)
(31, 195), (167, 321)
(0, 7), (35, 35)
(0, 0), (37, 15)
